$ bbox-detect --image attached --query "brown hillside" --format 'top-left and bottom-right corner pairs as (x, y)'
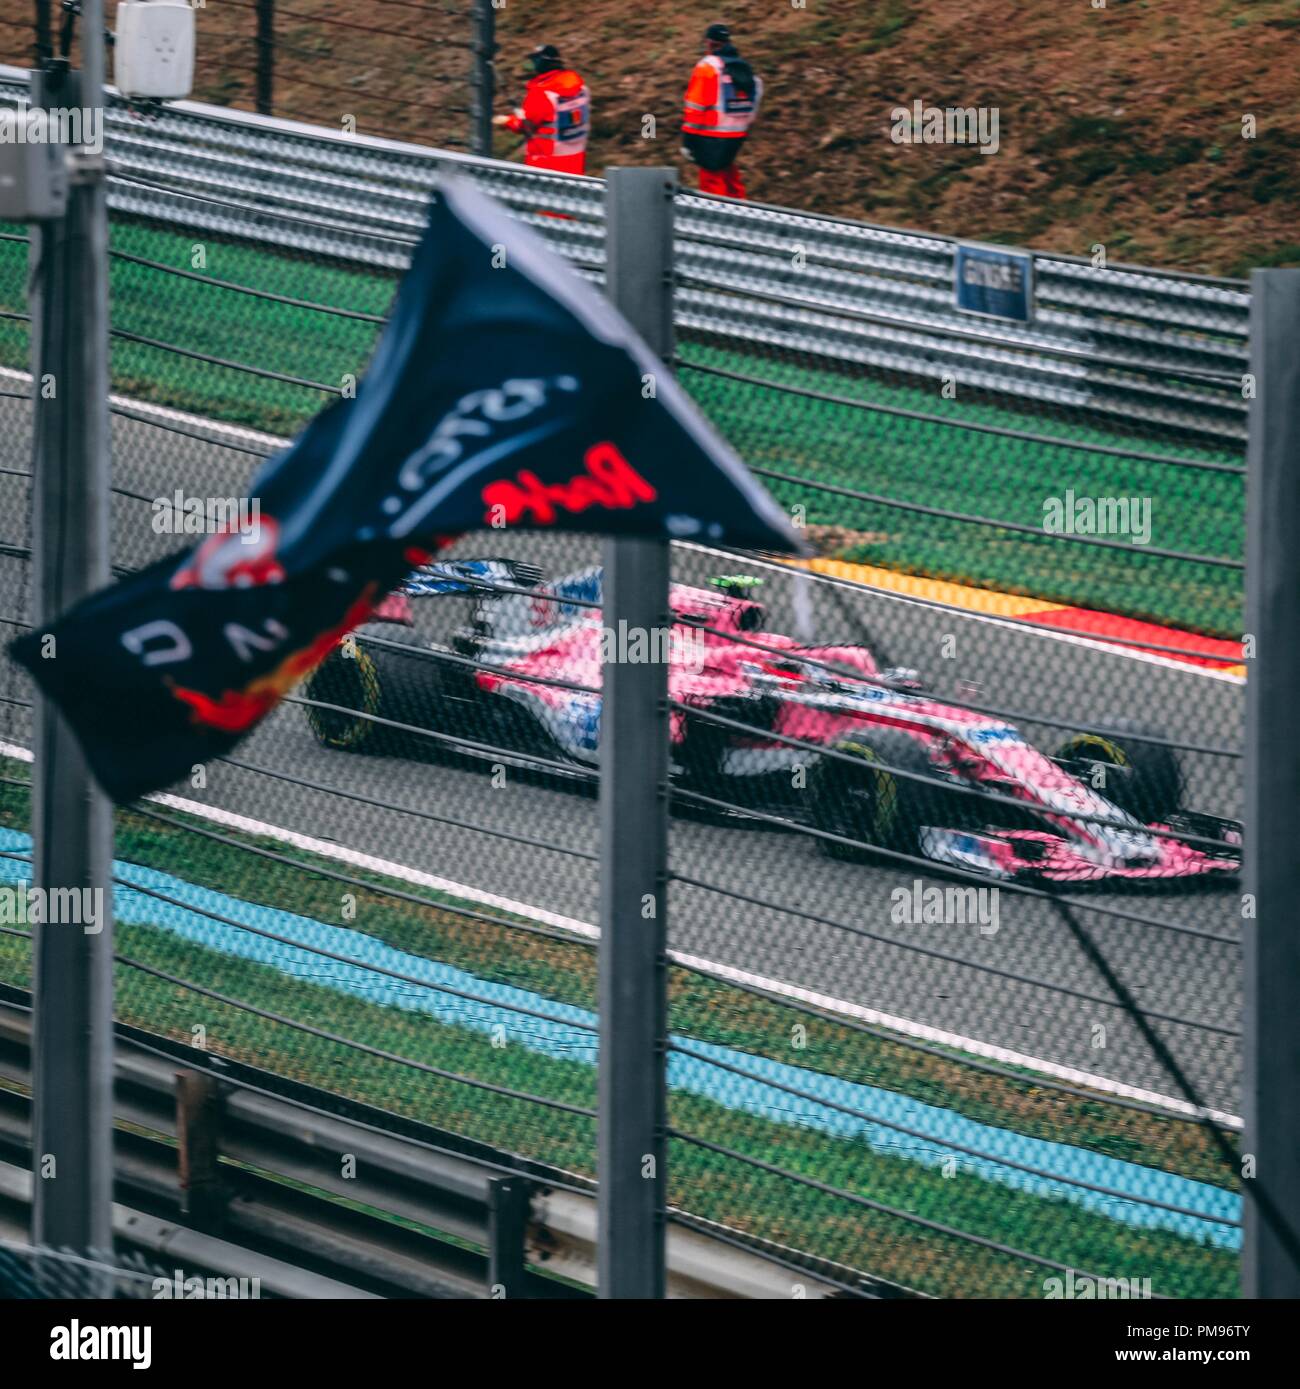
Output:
(1, 0), (1296, 274)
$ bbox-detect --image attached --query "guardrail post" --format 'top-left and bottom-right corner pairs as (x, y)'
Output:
(255, 0), (275, 117)
(469, 0), (496, 156)
(176, 1072), (225, 1227)
(27, 9), (114, 1295)
(1243, 268), (1300, 1298)
(487, 1175), (529, 1298)
(597, 167), (675, 1300)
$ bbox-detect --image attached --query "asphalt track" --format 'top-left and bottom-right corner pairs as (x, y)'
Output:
(0, 387), (1245, 1115)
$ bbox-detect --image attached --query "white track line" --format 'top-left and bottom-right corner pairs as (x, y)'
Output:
(4, 357), (1245, 684)
(0, 738), (1242, 1127)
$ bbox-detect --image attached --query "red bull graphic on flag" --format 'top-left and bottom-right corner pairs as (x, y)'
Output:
(10, 177), (800, 802)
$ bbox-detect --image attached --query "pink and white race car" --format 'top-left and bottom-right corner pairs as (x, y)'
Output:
(303, 560), (1241, 886)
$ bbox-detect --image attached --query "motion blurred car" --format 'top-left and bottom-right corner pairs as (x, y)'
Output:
(302, 559), (1241, 886)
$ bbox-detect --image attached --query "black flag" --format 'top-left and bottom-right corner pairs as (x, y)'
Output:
(11, 177), (801, 802)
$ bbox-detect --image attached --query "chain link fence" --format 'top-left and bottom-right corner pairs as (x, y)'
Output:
(0, 105), (1256, 1296)
(0, 1239), (182, 1299)
(0, 0), (481, 149)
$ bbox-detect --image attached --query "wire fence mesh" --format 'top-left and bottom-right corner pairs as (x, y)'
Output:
(0, 0), (479, 149)
(0, 1239), (184, 1300)
(0, 133), (1251, 1298)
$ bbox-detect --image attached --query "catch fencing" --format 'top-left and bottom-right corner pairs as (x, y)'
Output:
(0, 82), (1284, 1299)
(0, 1), (487, 151)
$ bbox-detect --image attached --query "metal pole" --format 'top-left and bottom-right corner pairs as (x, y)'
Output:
(27, 4), (114, 1290)
(597, 166), (675, 1300)
(470, 0), (496, 157)
(34, 0), (52, 67)
(255, 0), (275, 117)
(1242, 268), (1300, 1299)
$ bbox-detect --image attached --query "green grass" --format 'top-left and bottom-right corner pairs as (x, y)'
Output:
(677, 343), (1244, 635)
(0, 765), (1241, 1297)
(0, 218), (1244, 635)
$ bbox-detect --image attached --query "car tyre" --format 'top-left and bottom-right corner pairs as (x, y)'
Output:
(1053, 719), (1184, 824)
(304, 644), (386, 753)
(809, 726), (932, 862)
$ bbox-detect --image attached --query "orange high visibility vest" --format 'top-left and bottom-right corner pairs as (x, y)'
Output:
(506, 69), (591, 169)
(682, 54), (763, 138)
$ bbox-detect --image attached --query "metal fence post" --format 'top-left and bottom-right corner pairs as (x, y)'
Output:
(470, 0), (496, 157)
(487, 1175), (529, 1298)
(34, 0), (52, 66)
(255, 0), (275, 117)
(1242, 268), (1300, 1299)
(27, 7), (114, 1288)
(597, 167), (675, 1300)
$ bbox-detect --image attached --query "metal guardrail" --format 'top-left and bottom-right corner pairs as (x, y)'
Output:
(0, 995), (887, 1299)
(0, 64), (1251, 441)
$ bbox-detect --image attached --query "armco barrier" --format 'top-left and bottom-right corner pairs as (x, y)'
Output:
(0, 994), (867, 1298)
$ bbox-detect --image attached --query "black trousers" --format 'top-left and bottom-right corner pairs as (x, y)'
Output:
(683, 133), (746, 172)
